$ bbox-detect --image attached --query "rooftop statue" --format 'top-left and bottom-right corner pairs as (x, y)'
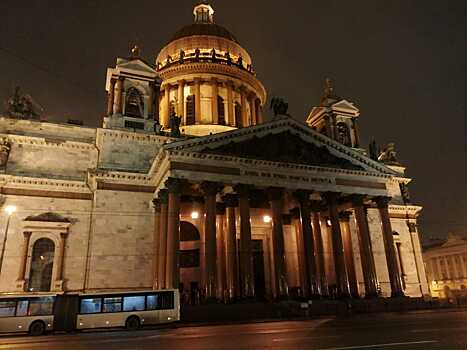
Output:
(0, 137), (11, 168)
(270, 97), (289, 118)
(4, 87), (43, 120)
(378, 142), (400, 165)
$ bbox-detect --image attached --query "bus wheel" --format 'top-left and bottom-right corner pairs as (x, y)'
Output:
(29, 321), (46, 336)
(125, 316), (140, 331)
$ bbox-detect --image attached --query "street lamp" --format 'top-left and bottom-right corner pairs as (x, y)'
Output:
(0, 205), (16, 276)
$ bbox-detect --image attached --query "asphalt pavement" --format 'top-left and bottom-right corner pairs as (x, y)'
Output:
(1, 309), (467, 349)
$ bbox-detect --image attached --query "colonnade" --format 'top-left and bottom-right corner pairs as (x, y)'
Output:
(159, 79), (263, 128)
(152, 178), (404, 300)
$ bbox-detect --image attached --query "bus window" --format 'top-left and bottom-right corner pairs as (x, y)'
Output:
(146, 294), (158, 310)
(0, 301), (16, 317)
(80, 298), (102, 314)
(29, 297), (54, 316)
(159, 292), (174, 310)
(16, 300), (28, 316)
(102, 297), (122, 313)
(123, 296), (145, 311)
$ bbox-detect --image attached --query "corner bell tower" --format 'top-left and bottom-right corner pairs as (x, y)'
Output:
(306, 79), (361, 148)
(103, 46), (161, 132)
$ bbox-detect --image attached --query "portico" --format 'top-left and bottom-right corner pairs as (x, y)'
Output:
(149, 117), (405, 301)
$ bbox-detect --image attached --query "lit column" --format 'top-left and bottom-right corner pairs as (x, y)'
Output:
(211, 78), (219, 124)
(114, 77), (124, 115)
(17, 231), (32, 286)
(352, 196), (378, 298)
(291, 208), (307, 296)
(152, 199), (161, 290)
(249, 95), (257, 125)
(223, 194), (239, 300)
(55, 231), (68, 283)
(452, 255), (459, 279)
(268, 187), (288, 299)
(324, 192), (351, 298)
(177, 80), (185, 121)
(194, 78), (201, 124)
(460, 255), (466, 278)
(164, 85), (171, 128)
(216, 203), (226, 300)
(107, 78), (116, 116)
(165, 179), (183, 290)
(311, 207), (327, 296)
(295, 191), (319, 297)
(201, 181), (220, 299)
(153, 82), (160, 121)
(339, 211), (359, 298)
(374, 196), (404, 297)
(158, 189), (169, 289)
(226, 81), (234, 126)
(235, 185), (254, 298)
(240, 89), (247, 127)
(256, 101), (264, 124)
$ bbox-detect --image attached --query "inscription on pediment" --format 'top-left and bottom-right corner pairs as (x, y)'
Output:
(200, 131), (362, 170)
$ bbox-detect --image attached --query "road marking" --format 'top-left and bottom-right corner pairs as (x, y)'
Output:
(273, 335), (340, 342)
(318, 340), (439, 350)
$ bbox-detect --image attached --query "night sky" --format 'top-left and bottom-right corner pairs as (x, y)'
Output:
(1, 0), (465, 242)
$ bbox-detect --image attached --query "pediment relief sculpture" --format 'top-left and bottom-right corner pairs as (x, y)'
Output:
(199, 131), (362, 170)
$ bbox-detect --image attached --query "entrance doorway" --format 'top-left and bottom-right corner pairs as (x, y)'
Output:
(252, 240), (265, 300)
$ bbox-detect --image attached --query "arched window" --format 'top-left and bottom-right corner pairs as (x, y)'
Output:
(125, 88), (144, 118)
(234, 102), (242, 127)
(336, 122), (352, 146)
(29, 238), (55, 292)
(186, 95), (195, 125)
(180, 221), (200, 241)
(218, 96), (225, 125)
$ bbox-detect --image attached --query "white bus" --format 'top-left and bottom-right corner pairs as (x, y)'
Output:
(0, 294), (55, 335)
(0, 289), (179, 335)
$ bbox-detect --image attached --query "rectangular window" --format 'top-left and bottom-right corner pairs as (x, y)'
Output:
(0, 301), (16, 317)
(123, 296), (145, 311)
(124, 120), (145, 130)
(146, 294), (158, 310)
(159, 292), (175, 310)
(80, 298), (102, 314)
(102, 297), (122, 313)
(29, 297), (54, 316)
(16, 300), (28, 316)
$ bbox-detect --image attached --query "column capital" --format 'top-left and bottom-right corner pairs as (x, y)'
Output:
(216, 202), (226, 215)
(350, 194), (366, 206)
(152, 198), (161, 212)
(294, 190), (311, 204)
(201, 181), (222, 196)
(60, 231), (69, 239)
(323, 191), (341, 204)
(23, 231), (32, 239)
(118, 76), (125, 81)
(159, 189), (169, 204)
(177, 79), (186, 85)
(222, 193), (238, 207)
(233, 184), (252, 196)
(165, 178), (185, 194)
(374, 196), (391, 208)
(338, 211), (352, 221)
(267, 187), (284, 201)
(310, 200), (326, 212)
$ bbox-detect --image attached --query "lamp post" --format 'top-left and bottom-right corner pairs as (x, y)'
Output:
(0, 205), (17, 276)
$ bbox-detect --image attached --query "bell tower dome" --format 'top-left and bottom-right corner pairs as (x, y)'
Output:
(155, 3), (267, 136)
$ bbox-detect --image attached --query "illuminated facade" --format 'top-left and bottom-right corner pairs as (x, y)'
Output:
(0, 3), (429, 301)
(423, 234), (467, 299)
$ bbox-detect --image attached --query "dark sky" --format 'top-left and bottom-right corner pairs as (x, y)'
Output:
(1, 0), (466, 241)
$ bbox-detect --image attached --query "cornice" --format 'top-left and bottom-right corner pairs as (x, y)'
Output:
(97, 128), (171, 145)
(1, 134), (97, 150)
(1, 175), (90, 192)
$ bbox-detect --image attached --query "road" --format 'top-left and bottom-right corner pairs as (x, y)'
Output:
(1, 309), (467, 349)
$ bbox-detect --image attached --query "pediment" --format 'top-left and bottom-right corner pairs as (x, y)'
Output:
(165, 117), (394, 174)
(24, 212), (70, 223)
(118, 59), (156, 75)
(331, 99), (359, 114)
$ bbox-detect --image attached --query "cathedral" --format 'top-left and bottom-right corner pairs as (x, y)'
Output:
(0, 3), (429, 302)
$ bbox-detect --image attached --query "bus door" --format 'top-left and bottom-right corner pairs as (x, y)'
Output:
(53, 295), (79, 331)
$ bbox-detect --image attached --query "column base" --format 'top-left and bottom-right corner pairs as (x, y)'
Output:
(390, 292), (406, 298)
(53, 280), (64, 292)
